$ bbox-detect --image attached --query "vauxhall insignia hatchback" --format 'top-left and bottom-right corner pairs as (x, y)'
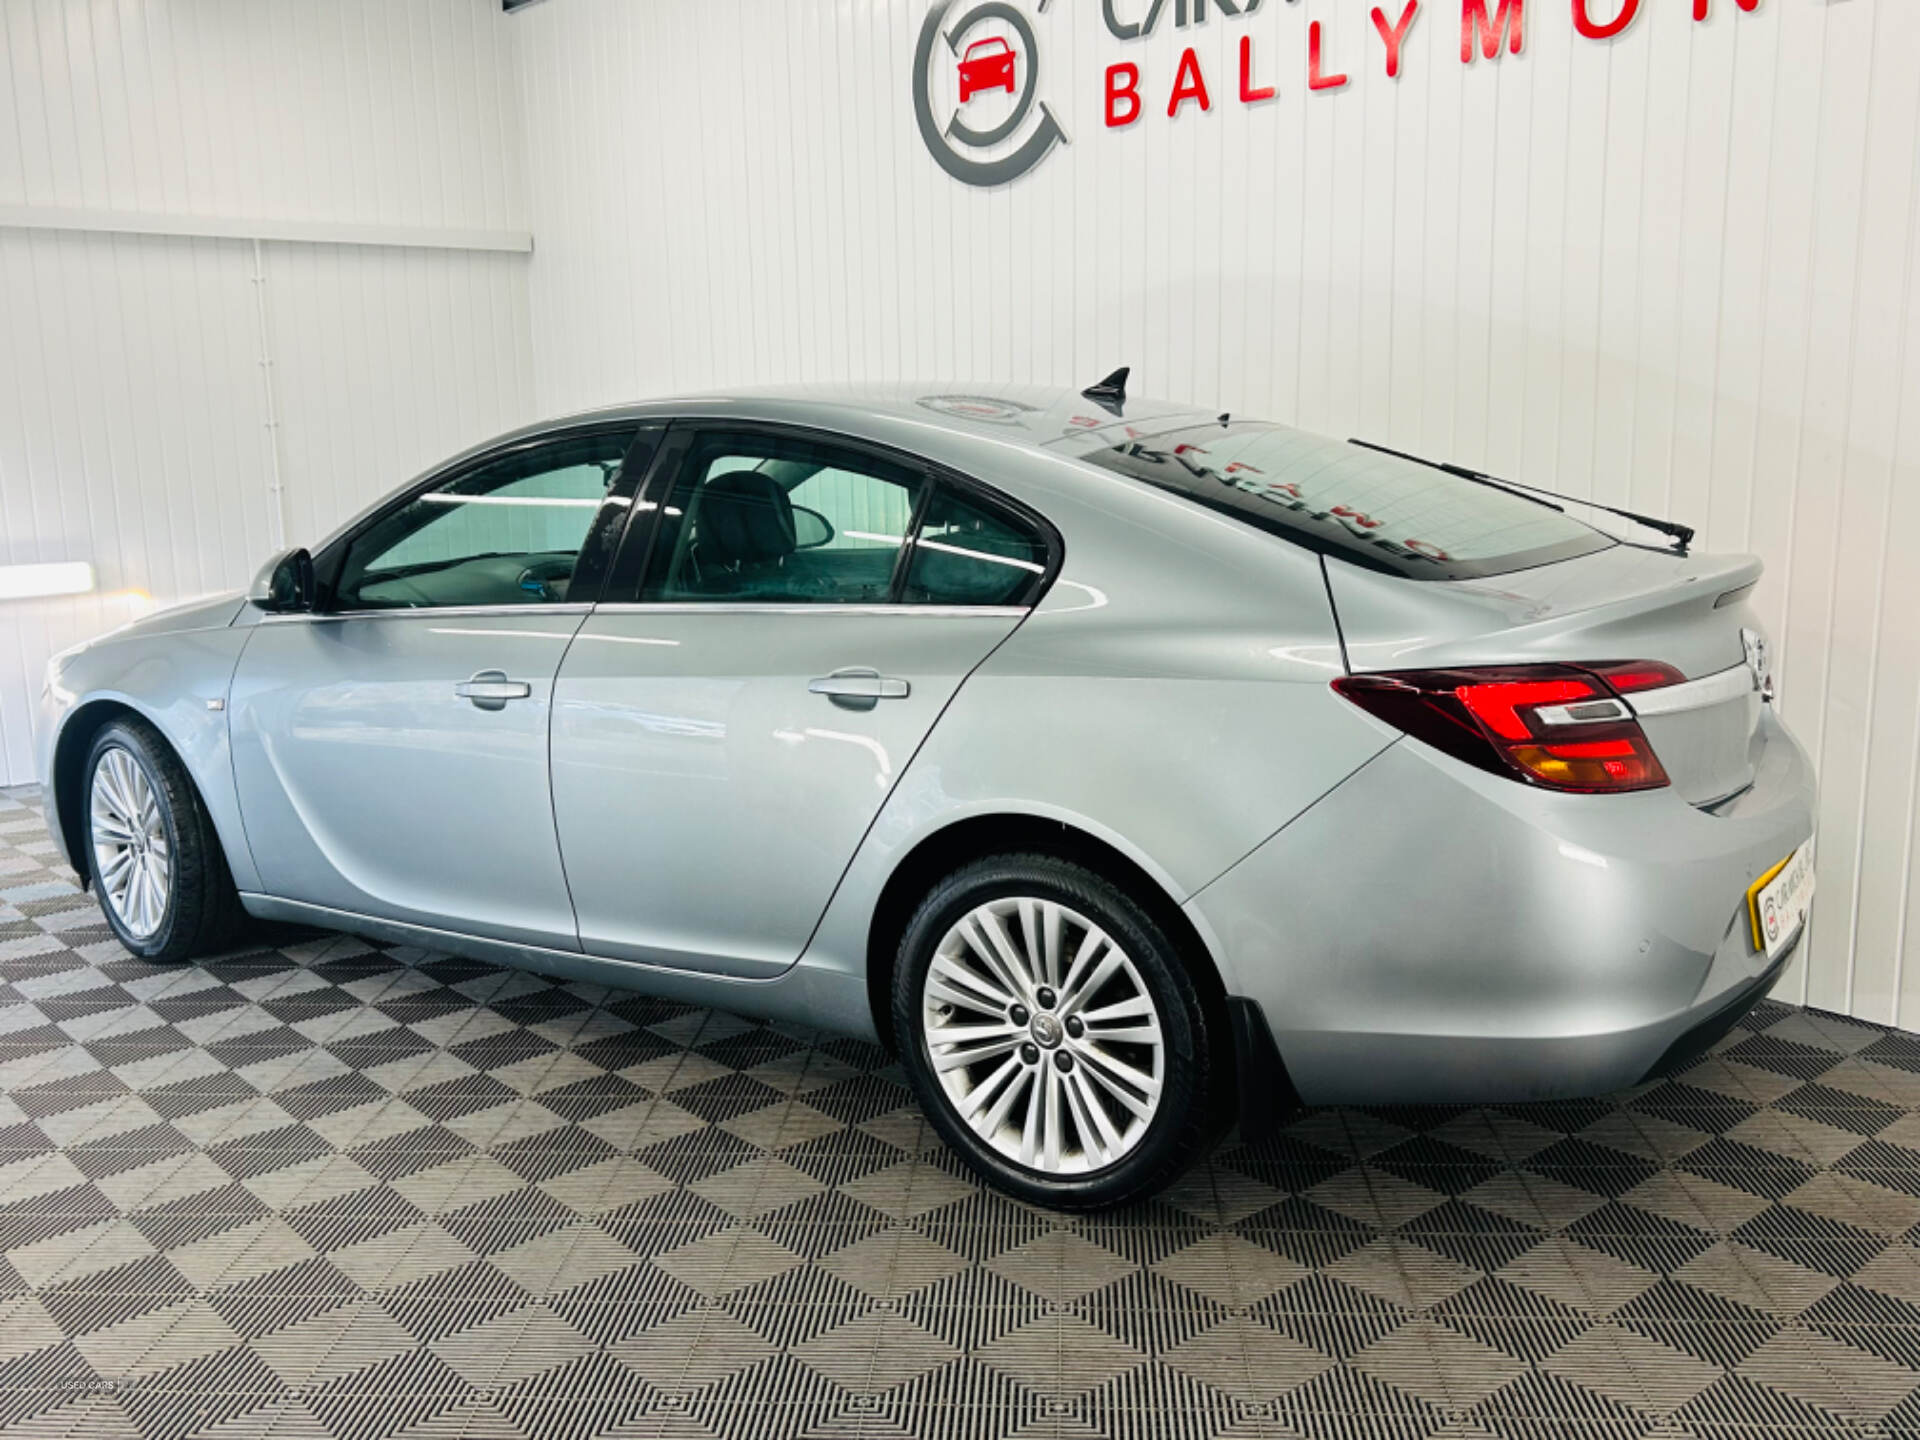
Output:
(38, 378), (1817, 1209)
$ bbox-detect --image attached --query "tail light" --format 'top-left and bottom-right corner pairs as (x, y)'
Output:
(1587, 661), (1685, 696)
(1333, 663), (1676, 793)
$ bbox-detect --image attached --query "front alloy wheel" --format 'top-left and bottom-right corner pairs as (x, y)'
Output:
(91, 746), (172, 940)
(895, 853), (1219, 1210)
(82, 716), (244, 964)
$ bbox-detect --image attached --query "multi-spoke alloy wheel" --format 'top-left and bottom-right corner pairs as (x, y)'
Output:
(90, 746), (171, 940)
(922, 897), (1165, 1175)
(81, 716), (244, 964)
(896, 853), (1218, 1210)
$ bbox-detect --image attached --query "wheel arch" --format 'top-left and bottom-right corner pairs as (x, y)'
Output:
(50, 695), (247, 891)
(864, 812), (1233, 1059)
(50, 698), (147, 881)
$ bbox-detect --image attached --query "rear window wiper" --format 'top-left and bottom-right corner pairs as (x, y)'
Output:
(1349, 439), (1694, 555)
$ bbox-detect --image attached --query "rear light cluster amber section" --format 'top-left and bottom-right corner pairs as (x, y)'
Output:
(1333, 661), (1684, 793)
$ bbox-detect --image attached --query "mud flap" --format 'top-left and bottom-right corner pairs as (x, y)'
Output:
(1229, 996), (1298, 1142)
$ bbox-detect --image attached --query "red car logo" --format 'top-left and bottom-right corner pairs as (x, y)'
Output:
(957, 36), (1016, 103)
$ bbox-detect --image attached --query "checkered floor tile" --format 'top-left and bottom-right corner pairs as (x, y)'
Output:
(3, 786), (1919, 1439)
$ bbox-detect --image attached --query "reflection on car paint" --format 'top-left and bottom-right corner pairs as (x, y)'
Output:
(571, 633), (683, 647)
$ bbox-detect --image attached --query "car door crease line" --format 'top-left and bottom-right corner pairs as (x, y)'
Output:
(783, 605), (1042, 975)
(1320, 554), (1352, 675)
(223, 621), (271, 893)
(546, 608), (595, 952)
(1183, 737), (1403, 909)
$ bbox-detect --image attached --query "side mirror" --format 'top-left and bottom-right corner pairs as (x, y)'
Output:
(249, 547), (315, 613)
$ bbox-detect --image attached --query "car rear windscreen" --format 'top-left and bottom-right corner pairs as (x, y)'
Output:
(1078, 423), (1615, 580)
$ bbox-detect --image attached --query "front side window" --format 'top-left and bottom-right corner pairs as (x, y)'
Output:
(335, 431), (635, 609)
(642, 435), (926, 604)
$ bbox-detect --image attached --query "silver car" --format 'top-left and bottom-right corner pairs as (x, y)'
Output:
(36, 379), (1817, 1210)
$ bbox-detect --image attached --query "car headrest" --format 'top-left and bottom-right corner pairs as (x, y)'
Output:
(698, 470), (796, 565)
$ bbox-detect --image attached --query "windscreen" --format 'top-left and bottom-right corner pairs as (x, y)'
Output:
(1078, 423), (1614, 580)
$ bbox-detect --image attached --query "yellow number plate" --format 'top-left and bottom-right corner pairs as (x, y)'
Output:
(1747, 841), (1815, 961)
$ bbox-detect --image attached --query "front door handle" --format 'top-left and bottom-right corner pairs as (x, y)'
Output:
(809, 668), (911, 711)
(455, 669), (532, 711)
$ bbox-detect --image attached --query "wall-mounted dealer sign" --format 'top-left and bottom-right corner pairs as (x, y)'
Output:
(914, 0), (1072, 185)
(914, 0), (1765, 187)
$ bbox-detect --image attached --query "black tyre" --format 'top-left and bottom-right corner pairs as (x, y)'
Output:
(82, 717), (245, 963)
(892, 853), (1220, 1210)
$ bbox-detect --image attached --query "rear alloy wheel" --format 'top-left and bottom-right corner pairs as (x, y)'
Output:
(894, 854), (1217, 1210)
(83, 717), (244, 963)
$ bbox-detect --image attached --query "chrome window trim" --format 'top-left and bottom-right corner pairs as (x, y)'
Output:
(588, 602), (1032, 619)
(260, 601), (1031, 625)
(1627, 663), (1756, 717)
(261, 603), (595, 625)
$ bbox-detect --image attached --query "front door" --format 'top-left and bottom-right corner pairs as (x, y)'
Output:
(550, 427), (1054, 977)
(229, 426), (642, 949)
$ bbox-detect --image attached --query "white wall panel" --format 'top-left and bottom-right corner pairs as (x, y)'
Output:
(513, 0), (1920, 1027)
(0, 228), (258, 783)
(264, 241), (535, 548)
(0, 0), (535, 786)
(0, 0), (526, 229)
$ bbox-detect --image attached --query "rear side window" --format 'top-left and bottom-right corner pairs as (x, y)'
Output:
(902, 488), (1049, 606)
(1080, 423), (1613, 580)
(642, 434), (925, 605)
(628, 430), (1055, 608)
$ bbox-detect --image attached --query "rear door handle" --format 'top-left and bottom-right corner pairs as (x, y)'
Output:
(809, 668), (910, 711)
(455, 669), (533, 710)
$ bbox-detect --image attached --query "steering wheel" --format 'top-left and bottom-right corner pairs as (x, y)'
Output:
(516, 555), (574, 602)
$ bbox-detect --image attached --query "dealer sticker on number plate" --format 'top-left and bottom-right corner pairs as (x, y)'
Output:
(1748, 841), (1815, 961)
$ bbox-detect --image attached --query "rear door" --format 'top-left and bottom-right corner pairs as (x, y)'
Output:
(550, 425), (1053, 977)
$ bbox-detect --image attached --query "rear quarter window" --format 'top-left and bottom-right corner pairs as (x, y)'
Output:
(901, 487), (1050, 607)
(1078, 423), (1614, 580)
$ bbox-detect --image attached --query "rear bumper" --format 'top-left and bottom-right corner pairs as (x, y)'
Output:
(1643, 939), (1793, 1079)
(1187, 706), (1816, 1106)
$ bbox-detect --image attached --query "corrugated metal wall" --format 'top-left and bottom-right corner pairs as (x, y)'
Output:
(511, 0), (1920, 1027)
(0, 0), (534, 784)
